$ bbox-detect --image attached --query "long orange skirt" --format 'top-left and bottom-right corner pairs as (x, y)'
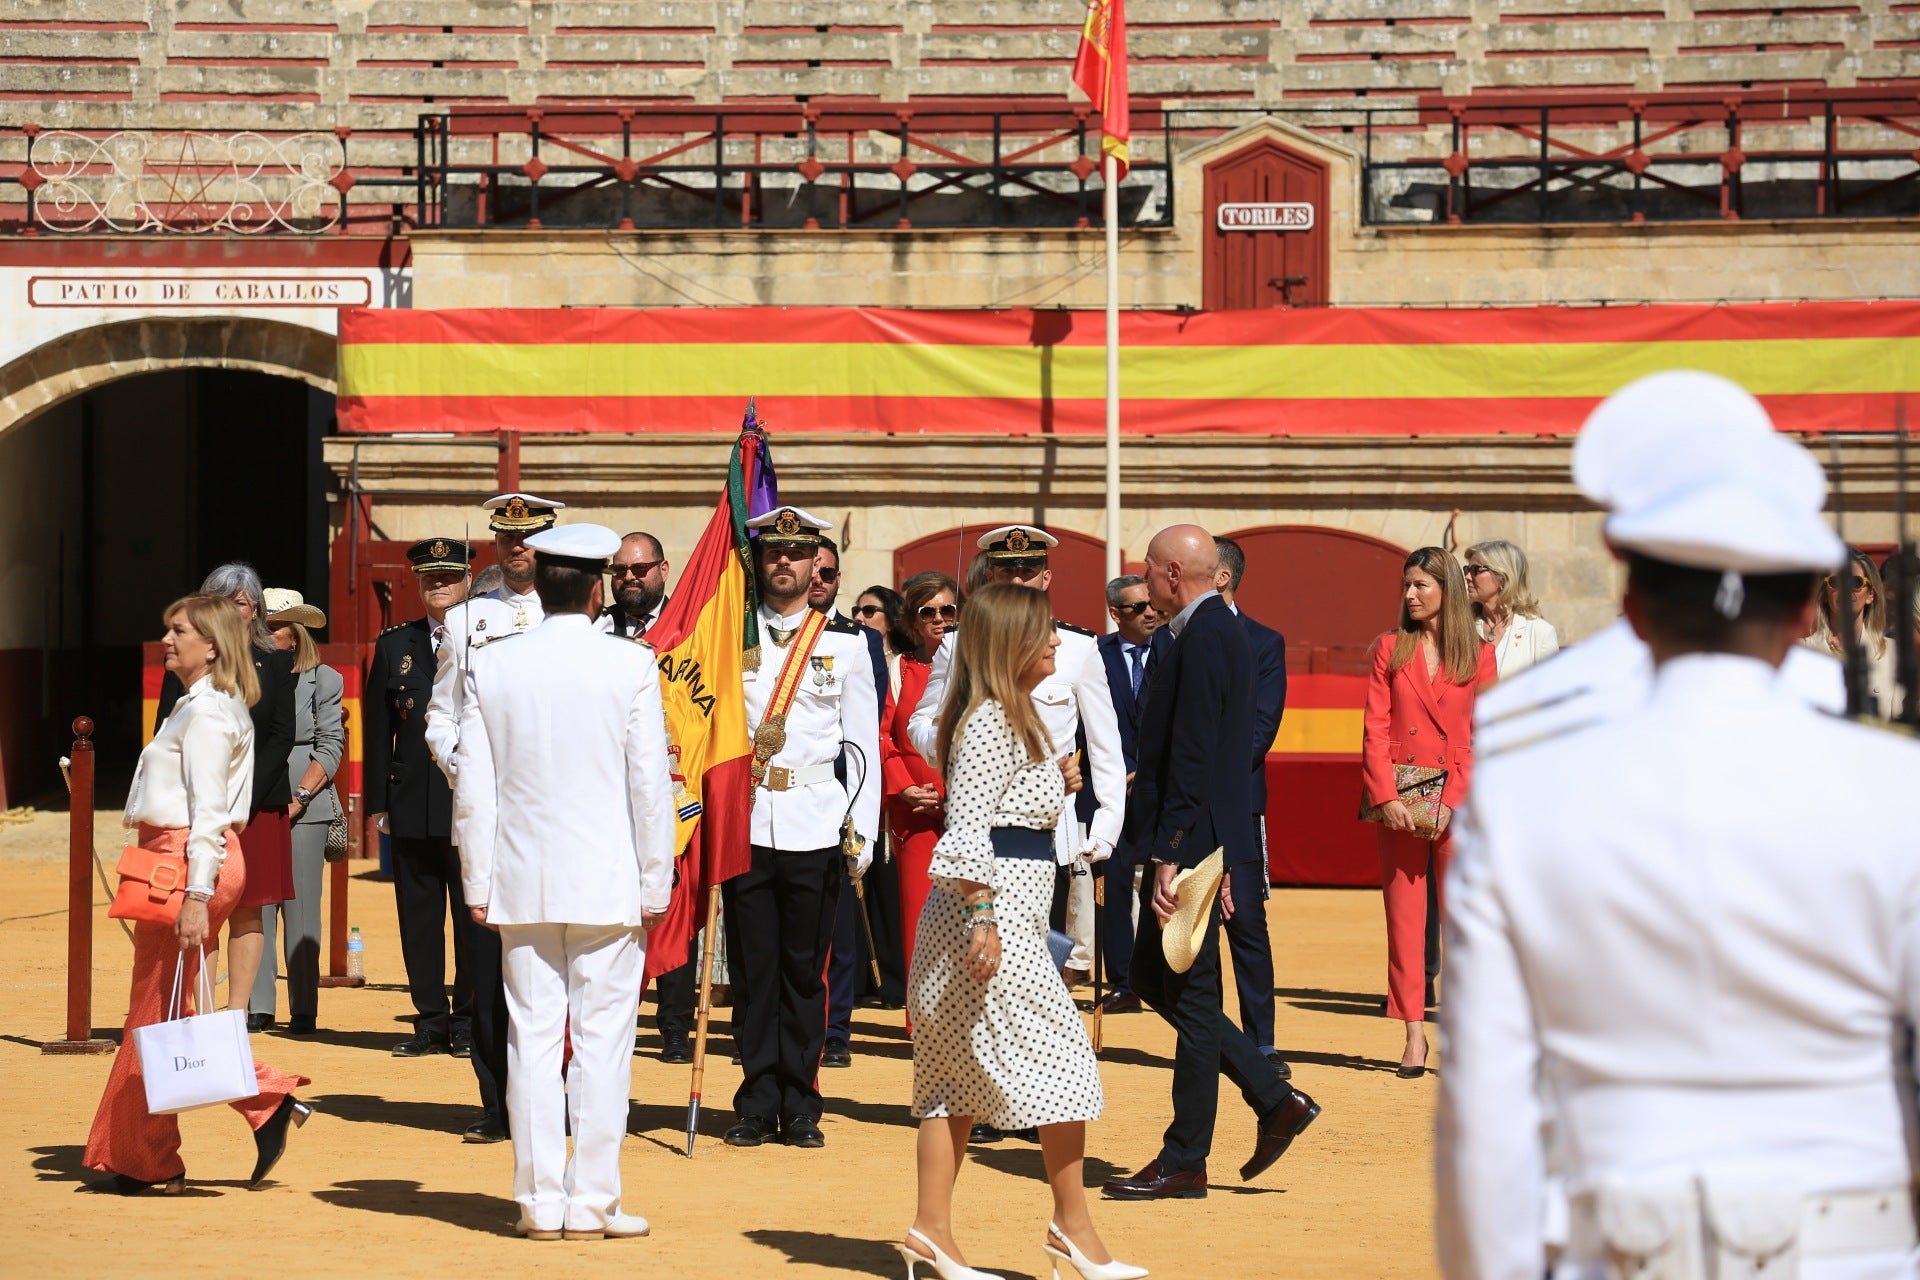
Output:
(83, 825), (311, 1184)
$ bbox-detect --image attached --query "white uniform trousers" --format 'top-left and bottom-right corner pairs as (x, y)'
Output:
(499, 922), (645, 1233)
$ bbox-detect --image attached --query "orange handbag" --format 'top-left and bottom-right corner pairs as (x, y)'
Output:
(107, 844), (189, 925)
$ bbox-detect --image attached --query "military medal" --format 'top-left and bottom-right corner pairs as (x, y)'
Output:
(811, 654), (834, 687)
(399, 653), (413, 675)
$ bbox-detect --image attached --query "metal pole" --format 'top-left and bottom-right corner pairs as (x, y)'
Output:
(1103, 152), (1122, 594)
(320, 704), (365, 988)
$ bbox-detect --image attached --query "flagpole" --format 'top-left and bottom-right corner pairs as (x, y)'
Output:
(1103, 152), (1122, 592)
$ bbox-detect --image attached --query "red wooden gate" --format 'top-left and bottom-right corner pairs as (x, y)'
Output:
(891, 525), (1108, 633)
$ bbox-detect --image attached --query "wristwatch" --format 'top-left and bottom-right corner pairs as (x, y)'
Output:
(185, 887), (215, 903)
(294, 786), (315, 804)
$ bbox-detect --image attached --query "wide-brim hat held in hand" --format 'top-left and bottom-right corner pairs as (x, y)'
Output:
(263, 587), (326, 630)
(1162, 848), (1226, 974)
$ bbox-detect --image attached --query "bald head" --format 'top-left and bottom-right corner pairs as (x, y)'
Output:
(1143, 524), (1219, 616)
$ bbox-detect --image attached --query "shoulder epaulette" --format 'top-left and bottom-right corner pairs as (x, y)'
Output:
(826, 616), (863, 635)
(1056, 620), (1095, 638)
(380, 622), (408, 636)
(471, 630), (524, 650)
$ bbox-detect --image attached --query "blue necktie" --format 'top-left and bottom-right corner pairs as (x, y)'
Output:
(1126, 644), (1145, 695)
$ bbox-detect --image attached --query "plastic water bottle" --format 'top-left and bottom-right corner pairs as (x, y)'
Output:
(347, 926), (364, 980)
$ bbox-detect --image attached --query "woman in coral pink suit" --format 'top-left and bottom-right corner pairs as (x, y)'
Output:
(882, 572), (961, 1019)
(85, 595), (311, 1194)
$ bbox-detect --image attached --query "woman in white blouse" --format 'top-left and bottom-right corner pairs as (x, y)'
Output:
(898, 584), (1144, 1280)
(84, 595), (311, 1195)
(1464, 539), (1560, 680)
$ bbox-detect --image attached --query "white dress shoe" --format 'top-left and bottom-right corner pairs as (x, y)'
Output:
(894, 1227), (998, 1280)
(1042, 1224), (1148, 1280)
(563, 1212), (651, 1241)
(514, 1218), (562, 1241)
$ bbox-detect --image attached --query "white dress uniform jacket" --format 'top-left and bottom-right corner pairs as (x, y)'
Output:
(747, 604), (882, 862)
(1485, 612), (1561, 681)
(907, 622), (1126, 863)
(451, 613), (676, 927)
(425, 584), (544, 787)
(1474, 617), (1845, 757)
(1439, 655), (1920, 1280)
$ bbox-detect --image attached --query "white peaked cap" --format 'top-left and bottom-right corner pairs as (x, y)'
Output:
(744, 506), (834, 539)
(1573, 370), (1779, 511)
(524, 523), (621, 562)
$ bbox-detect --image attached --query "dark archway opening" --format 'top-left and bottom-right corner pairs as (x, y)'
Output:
(0, 369), (335, 802)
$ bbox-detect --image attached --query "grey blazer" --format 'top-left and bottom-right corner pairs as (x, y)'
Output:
(289, 662), (346, 826)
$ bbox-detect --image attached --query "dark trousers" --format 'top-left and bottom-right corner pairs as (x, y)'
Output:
(468, 920), (509, 1123)
(827, 863), (858, 1042)
(862, 840), (908, 1005)
(1129, 870), (1291, 1177)
(653, 936), (698, 1041)
(1222, 856), (1277, 1052)
(724, 843), (841, 1124)
(1102, 847), (1139, 991)
(391, 835), (476, 1042)
(1424, 847), (1442, 1002)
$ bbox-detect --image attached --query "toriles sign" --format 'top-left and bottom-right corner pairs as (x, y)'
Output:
(1216, 202), (1315, 232)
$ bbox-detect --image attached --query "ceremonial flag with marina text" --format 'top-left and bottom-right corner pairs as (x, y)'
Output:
(638, 413), (771, 979)
(1072, 0), (1130, 178)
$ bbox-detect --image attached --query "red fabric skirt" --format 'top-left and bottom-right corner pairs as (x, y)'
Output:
(236, 804), (294, 909)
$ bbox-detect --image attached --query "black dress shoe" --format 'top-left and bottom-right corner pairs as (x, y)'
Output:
(968, 1123), (1006, 1143)
(660, 1035), (693, 1065)
(1097, 990), (1143, 1015)
(821, 1038), (852, 1068)
(449, 1031), (473, 1059)
(463, 1113), (508, 1144)
(392, 1031), (448, 1057)
(285, 1015), (317, 1036)
(249, 1096), (313, 1186)
(1264, 1049), (1293, 1080)
(1102, 1159), (1208, 1200)
(245, 1012), (274, 1033)
(107, 1171), (185, 1195)
(1241, 1088), (1321, 1183)
(724, 1115), (778, 1147)
(782, 1116), (825, 1148)
(1396, 1063), (1428, 1079)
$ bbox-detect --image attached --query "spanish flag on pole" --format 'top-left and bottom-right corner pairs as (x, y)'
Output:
(1072, 0), (1130, 179)
(640, 407), (775, 979)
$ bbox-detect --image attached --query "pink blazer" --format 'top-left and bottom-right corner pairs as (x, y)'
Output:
(1362, 632), (1498, 811)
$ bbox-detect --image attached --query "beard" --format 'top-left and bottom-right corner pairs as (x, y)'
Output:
(616, 581), (664, 619)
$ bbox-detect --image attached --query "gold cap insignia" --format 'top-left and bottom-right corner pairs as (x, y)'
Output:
(774, 510), (802, 537)
(505, 497), (529, 520)
(1006, 528), (1031, 552)
(430, 539), (449, 558)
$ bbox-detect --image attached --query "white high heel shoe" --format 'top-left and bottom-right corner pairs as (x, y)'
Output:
(894, 1227), (999, 1280)
(1042, 1224), (1148, 1280)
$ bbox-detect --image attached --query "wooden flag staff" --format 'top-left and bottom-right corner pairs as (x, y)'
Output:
(684, 883), (724, 1157)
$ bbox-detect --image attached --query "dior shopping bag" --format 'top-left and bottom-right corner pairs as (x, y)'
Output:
(133, 946), (259, 1115)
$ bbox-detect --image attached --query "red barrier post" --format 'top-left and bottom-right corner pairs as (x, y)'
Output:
(44, 717), (114, 1054)
(319, 704), (365, 988)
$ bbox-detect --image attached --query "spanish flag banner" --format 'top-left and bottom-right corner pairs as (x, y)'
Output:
(1072, 0), (1130, 179)
(337, 303), (1920, 438)
(639, 413), (771, 979)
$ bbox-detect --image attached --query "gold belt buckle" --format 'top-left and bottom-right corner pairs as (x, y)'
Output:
(765, 765), (791, 792)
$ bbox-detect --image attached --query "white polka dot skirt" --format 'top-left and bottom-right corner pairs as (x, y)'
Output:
(907, 857), (1104, 1129)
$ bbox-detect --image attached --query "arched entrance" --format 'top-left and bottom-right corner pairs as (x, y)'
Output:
(1224, 525), (1406, 675)
(0, 330), (337, 802)
(892, 524), (1108, 633)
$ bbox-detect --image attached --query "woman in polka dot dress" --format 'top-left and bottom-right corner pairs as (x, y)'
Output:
(896, 584), (1145, 1280)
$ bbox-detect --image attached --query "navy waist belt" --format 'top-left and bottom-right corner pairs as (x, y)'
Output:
(990, 827), (1054, 861)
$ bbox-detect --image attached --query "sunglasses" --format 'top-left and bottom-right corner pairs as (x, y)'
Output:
(610, 560), (663, 579)
(852, 604), (886, 618)
(814, 566), (839, 584)
(916, 604), (958, 622)
(1825, 573), (1870, 592)
(1112, 601), (1153, 616)
(1462, 564), (1499, 579)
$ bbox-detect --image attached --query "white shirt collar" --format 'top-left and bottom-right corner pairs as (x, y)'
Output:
(759, 601), (812, 628)
(1167, 589), (1220, 638)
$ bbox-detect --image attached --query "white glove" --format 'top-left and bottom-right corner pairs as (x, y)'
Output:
(850, 844), (873, 878)
(1083, 840), (1114, 865)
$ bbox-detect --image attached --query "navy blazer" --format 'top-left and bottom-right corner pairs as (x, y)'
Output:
(362, 617), (454, 840)
(1122, 594), (1260, 870)
(1240, 610), (1287, 816)
(1095, 630), (1147, 771)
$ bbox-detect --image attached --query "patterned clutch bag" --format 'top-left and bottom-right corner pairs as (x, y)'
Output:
(1359, 765), (1449, 836)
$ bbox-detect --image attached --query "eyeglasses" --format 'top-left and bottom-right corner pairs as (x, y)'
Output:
(1112, 601), (1153, 616)
(852, 604), (887, 618)
(1462, 564), (1498, 579)
(915, 604), (958, 622)
(814, 566), (839, 584)
(1826, 573), (1870, 593)
(610, 560), (663, 579)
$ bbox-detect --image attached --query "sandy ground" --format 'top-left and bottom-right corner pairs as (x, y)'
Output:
(0, 809), (1439, 1278)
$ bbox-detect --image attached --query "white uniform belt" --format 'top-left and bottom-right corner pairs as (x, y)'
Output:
(760, 762), (837, 792)
(1567, 1184), (1917, 1267)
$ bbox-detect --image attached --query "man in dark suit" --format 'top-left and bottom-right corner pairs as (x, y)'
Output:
(808, 536), (898, 1069)
(1103, 526), (1319, 1202)
(1092, 574), (1161, 1014)
(364, 538), (481, 1066)
(1213, 536), (1288, 1077)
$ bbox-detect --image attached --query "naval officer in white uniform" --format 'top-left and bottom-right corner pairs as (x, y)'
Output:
(907, 526), (1127, 1006)
(723, 505), (881, 1151)
(1438, 374), (1920, 1280)
(453, 522), (675, 1242)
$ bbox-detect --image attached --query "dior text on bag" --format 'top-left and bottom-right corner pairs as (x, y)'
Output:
(1358, 765), (1448, 837)
(133, 946), (260, 1115)
(108, 843), (189, 926)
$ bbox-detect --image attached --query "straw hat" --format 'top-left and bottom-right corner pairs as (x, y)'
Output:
(263, 587), (326, 629)
(1161, 848), (1226, 974)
